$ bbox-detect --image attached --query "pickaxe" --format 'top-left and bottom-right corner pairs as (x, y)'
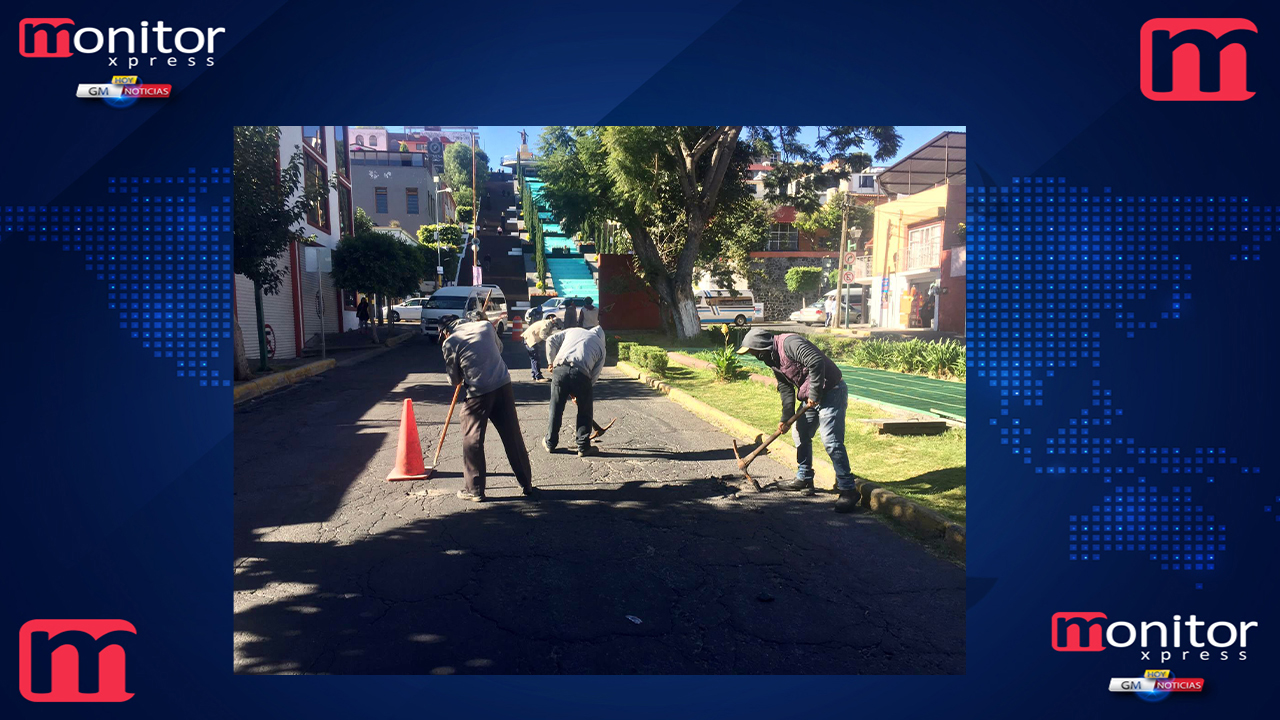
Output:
(570, 395), (615, 439)
(731, 403), (812, 491)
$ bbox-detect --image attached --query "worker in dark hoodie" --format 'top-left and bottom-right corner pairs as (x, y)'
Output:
(441, 312), (538, 503)
(736, 327), (860, 512)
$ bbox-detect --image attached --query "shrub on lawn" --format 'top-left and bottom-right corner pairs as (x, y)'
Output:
(618, 341), (638, 362)
(632, 346), (669, 376)
(605, 335), (621, 358)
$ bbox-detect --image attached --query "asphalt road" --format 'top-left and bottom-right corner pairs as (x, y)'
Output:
(233, 335), (964, 674)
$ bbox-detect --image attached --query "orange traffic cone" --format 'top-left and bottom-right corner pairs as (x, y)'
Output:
(511, 314), (524, 342)
(386, 399), (430, 481)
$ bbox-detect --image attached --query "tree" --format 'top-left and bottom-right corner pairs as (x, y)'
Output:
(330, 231), (423, 342)
(450, 186), (474, 210)
(417, 223), (464, 281)
(442, 143), (490, 198)
(232, 125), (330, 377)
(785, 266), (824, 307)
(794, 195), (874, 251)
(751, 126), (902, 214)
(539, 126), (759, 338)
(352, 206), (375, 235)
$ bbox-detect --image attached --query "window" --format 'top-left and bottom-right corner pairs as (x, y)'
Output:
(406, 188), (419, 215)
(767, 223), (798, 251)
(859, 175), (876, 189)
(906, 223), (943, 270)
(369, 135), (378, 147)
(337, 183), (352, 237)
(355, 134), (365, 145)
(375, 187), (388, 214)
(302, 126), (325, 157)
(304, 153), (329, 231)
(334, 126), (348, 178)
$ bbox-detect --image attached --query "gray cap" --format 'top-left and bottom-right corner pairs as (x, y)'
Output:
(736, 328), (775, 354)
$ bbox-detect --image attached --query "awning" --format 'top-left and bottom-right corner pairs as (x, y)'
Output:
(877, 131), (966, 196)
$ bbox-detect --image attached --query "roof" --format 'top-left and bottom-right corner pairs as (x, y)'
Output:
(876, 131), (966, 196)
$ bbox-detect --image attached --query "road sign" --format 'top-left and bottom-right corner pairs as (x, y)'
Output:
(842, 270), (856, 284)
(843, 252), (857, 266)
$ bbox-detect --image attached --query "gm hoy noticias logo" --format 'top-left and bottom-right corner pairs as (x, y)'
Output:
(1052, 612), (1258, 662)
(1141, 18), (1258, 101)
(18, 620), (136, 702)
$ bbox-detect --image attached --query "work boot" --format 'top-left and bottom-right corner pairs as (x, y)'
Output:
(542, 438), (556, 454)
(834, 489), (861, 513)
(456, 489), (484, 503)
(781, 476), (814, 491)
(521, 485), (542, 501)
(577, 445), (600, 457)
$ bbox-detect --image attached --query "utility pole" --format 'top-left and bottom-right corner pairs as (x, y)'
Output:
(834, 192), (851, 329)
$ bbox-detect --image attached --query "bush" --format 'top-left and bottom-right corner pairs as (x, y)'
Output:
(618, 342), (638, 362)
(708, 347), (742, 381)
(632, 345), (669, 376)
(605, 335), (620, 358)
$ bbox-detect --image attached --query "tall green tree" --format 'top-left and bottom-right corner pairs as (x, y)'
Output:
(232, 125), (330, 376)
(330, 231), (425, 342)
(794, 196), (875, 251)
(750, 126), (902, 213)
(417, 223), (464, 282)
(442, 143), (490, 199)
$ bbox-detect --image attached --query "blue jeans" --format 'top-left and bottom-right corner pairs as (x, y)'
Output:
(528, 344), (544, 380)
(792, 381), (856, 490)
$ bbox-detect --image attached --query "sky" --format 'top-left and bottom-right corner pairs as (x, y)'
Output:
(476, 125), (965, 171)
(384, 126), (964, 172)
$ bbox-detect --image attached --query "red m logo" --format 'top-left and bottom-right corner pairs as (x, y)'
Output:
(18, 18), (75, 57)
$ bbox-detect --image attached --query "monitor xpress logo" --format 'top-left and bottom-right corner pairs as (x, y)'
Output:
(18, 620), (137, 702)
(1140, 18), (1257, 101)
(19, 18), (223, 68)
(1052, 612), (1258, 661)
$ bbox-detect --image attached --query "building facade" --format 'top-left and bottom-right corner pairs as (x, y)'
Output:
(349, 150), (443, 240)
(235, 125), (354, 361)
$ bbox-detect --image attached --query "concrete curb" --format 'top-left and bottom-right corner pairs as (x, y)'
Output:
(664, 351), (935, 421)
(615, 360), (965, 559)
(234, 359), (336, 405)
(235, 333), (419, 405)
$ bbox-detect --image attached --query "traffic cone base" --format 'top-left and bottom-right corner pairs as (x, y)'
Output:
(387, 398), (430, 481)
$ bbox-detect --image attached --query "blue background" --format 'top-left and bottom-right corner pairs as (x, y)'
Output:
(3, 0), (1277, 716)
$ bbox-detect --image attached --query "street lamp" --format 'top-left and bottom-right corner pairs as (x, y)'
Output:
(433, 179), (453, 289)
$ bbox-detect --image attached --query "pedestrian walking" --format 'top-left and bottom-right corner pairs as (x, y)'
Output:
(523, 316), (562, 381)
(542, 325), (607, 457)
(442, 316), (538, 502)
(562, 300), (580, 329)
(736, 328), (860, 512)
(580, 297), (600, 329)
(356, 297), (371, 332)
(823, 295), (836, 328)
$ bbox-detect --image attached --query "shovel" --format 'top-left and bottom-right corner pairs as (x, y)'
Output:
(424, 384), (463, 477)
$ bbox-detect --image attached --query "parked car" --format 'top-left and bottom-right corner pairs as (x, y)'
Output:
(420, 285), (508, 341)
(389, 297), (430, 323)
(790, 299), (862, 326)
(524, 296), (591, 325)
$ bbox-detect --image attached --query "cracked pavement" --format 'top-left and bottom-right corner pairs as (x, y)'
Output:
(233, 335), (964, 674)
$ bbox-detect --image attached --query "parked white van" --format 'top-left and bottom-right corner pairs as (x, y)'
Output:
(695, 290), (763, 327)
(419, 284), (508, 340)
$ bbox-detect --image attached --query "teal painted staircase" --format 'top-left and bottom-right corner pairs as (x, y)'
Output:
(522, 176), (596, 303)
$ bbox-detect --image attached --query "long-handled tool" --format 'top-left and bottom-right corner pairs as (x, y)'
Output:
(569, 395), (615, 439)
(424, 384), (463, 478)
(731, 405), (810, 491)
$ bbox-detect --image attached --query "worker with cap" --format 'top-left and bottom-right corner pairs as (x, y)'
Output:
(523, 315), (562, 381)
(441, 312), (538, 503)
(736, 327), (860, 512)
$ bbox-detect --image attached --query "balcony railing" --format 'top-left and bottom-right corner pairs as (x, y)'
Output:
(850, 254), (874, 278)
(906, 237), (941, 271)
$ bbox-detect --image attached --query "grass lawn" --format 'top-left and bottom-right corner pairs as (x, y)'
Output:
(656, 363), (967, 524)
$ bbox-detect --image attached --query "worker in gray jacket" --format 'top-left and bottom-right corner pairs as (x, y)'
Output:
(442, 316), (537, 502)
(737, 327), (859, 512)
(542, 325), (607, 456)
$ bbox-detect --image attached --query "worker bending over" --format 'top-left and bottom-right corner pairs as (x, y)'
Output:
(542, 325), (607, 457)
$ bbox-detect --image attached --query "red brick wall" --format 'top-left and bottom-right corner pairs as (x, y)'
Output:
(598, 254), (663, 330)
(939, 247), (966, 334)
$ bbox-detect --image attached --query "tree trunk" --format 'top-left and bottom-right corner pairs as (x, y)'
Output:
(233, 310), (253, 381)
(253, 281), (270, 372)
